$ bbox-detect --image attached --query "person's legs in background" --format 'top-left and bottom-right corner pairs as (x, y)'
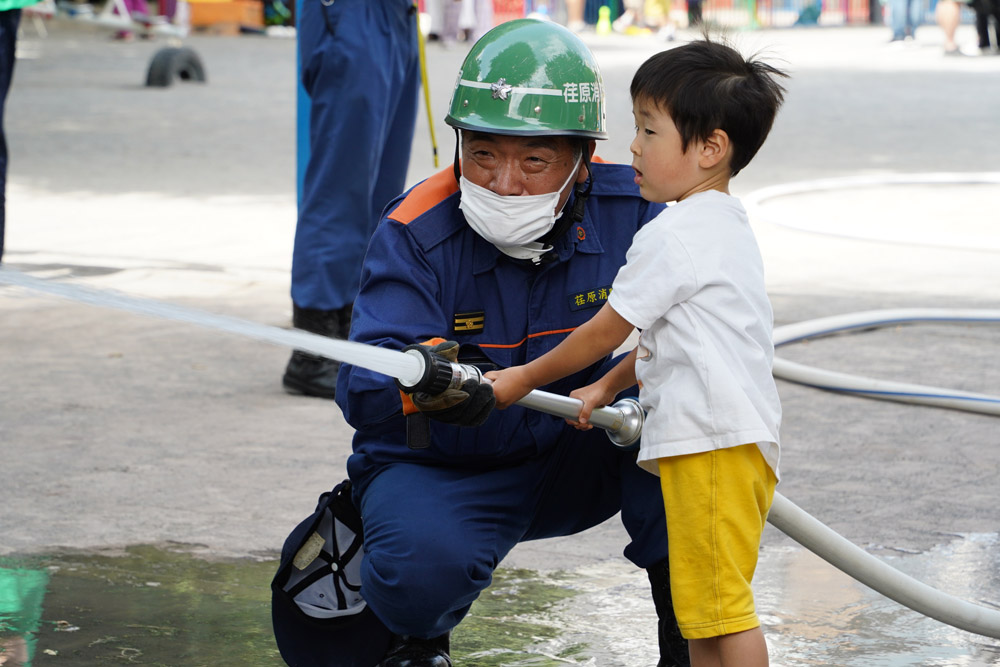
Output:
(440, 0), (461, 45)
(889, 0), (919, 40)
(469, 0), (492, 42)
(906, 0), (922, 36)
(612, 0), (644, 31)
(286, 0), (418, 399)
(566, 0), (585, 31)
(937, 0), (964, 53)
(644, 0), (676, 40)
(990, 0), (1000, 50)
(686, 0), (702, 26)
(0, 8), (22, 264)
(112, 0), (151, 39)
(888, 0), (906, 40)
(425, 0), (443, 39)
(971, 0), (999, 49)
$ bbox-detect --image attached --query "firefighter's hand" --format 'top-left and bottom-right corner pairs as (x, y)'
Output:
(403, 341), (495, 426)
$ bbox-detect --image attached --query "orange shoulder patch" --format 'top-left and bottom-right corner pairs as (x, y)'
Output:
(389, 168), (459, 225)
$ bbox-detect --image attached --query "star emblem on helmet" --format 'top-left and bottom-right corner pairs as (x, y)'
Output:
(490, 78), (513, 100)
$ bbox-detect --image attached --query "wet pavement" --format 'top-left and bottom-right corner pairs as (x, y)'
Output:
(2, 17), (1000, 666)
(3, 535), (999, 665)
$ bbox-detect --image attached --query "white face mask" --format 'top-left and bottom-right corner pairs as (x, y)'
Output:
(459, 155), (582, 261)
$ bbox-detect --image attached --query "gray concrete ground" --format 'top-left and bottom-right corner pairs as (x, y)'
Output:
(1, 15), (999, 660)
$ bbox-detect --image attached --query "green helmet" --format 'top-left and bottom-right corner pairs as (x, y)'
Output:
(445, 19), (607, 140)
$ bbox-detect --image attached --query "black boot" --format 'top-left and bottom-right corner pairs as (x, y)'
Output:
(377, 632), (452, 667)
(647, 559), (690, 667)
(282, 303), (352, 399)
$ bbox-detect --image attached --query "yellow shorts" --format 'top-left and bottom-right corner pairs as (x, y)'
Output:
(657, 443), (776, 640)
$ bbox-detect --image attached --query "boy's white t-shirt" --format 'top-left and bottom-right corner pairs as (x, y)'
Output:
(607, 190), (781, 479)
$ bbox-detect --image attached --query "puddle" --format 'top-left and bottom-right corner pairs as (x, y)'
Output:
(529, 533), (1000, 666)
(758, 533), (1000, 667)
(0, 545), (581, 666)
(0, 545), (283, 666)
(2, 535), (999, 666)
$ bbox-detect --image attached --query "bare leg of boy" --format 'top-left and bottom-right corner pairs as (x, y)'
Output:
(689, 626), (769, 667)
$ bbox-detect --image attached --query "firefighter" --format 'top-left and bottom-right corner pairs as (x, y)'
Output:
(278, 19), (690, 667)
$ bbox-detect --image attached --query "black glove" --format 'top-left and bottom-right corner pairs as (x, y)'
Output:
(403, 340), (496, 427)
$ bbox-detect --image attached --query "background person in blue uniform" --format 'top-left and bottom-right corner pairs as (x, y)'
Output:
(283, 0), (420, 399)
(335, 19), (690, 667)
(0, 0), (40, 263)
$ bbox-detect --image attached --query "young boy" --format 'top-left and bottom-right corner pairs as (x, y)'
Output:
(486, 39), (787, 667)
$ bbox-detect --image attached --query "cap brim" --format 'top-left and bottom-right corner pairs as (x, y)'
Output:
(271, 583), (392, 667)
(270, 480), (392, 666)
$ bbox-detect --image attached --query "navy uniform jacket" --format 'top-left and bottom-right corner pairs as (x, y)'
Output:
(336, 161), (665, 490)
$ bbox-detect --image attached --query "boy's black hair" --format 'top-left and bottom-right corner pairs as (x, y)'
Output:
(630, 39), (788, 177)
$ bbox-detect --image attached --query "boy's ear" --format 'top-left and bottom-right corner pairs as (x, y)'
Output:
(699, 129), (731, 170)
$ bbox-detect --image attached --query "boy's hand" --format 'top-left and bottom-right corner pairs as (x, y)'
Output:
(483, 367), (534, 409)
(567, 382), (617, 430)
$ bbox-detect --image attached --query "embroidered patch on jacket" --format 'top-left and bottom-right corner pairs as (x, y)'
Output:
(454, 311), (485, 334)
(568, 285), (612, 311)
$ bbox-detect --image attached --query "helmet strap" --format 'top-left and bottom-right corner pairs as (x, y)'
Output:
(538, 151), (592, 247)
(452, 129), (462, 183)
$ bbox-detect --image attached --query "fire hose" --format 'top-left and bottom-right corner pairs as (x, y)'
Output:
(1, 267), (999, 639)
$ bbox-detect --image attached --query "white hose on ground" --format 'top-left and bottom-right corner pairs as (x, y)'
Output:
(768, 493), (1000, 639)
(772, 309), (1000, 415)
(768, 307), (1000, 638)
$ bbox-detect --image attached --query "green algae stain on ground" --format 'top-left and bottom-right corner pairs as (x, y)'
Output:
(2, 545), (284, 666)
(0, 545), (583, 666)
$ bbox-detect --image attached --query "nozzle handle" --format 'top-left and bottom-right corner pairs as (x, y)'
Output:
(395, 346), (483, 395)
(396, 346), (643, 447)
(514, 391), (644, 448)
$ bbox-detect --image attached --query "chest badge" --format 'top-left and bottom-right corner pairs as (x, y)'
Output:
(454, 311), (485, 334)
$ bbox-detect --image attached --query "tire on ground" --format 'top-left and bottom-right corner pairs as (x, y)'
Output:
(146, 47), (207, 87)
